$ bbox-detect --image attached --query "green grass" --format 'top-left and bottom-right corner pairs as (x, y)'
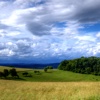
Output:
(0, 66), (100, 100)
(0, 66), (100, 82)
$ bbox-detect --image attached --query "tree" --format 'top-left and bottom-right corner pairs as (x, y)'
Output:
(85, 67), (91, 74)
(58, 60), (69, 70)
(44, 67), (48, 72)
(10, 68), (19, 78)
(48, 66), (53, 69)
(58, 56), (100, 76)
(3, 69), (9, 78)
(0, 72), (5, 78)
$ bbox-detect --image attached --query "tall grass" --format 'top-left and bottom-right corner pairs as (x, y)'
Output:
(0, 80), (100, 100)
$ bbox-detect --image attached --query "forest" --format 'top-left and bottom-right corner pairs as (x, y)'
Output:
(58, 56), (100, 76)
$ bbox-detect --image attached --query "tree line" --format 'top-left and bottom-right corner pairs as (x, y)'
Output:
(0, 66), (54, 79)
(0, 68), (19, 78)
(58, 56), (100, 76)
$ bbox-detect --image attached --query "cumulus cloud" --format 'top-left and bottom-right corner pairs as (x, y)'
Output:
(0, 0), (100, 63)
(1, 0), (100, 36)
(26, 21), (51, 36)
(47, 0), (100, 23)
(96, 32), (100, 38)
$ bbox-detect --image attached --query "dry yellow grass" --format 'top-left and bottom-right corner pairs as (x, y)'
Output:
(0, 80), (100, 100)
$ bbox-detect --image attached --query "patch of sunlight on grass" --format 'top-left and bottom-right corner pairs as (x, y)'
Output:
(0, 80), (100, 100)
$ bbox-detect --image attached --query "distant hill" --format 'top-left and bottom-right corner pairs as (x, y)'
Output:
(0, 63), (59, 69)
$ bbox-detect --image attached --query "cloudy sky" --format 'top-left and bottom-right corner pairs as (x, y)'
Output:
(0, 0), (100, 63)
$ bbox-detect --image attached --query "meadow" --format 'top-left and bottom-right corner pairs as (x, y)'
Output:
(0, 66), (100, 82)
(0, 80), (100, 100)
(0, 66), (100, 100)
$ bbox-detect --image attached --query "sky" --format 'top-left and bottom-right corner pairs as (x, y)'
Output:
(0, 0), (100, 63)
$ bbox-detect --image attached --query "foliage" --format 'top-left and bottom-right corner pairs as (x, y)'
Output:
(22, 72), (28, 76)
(10, 68), (19, 78)
(0, 72), (5, 78)
(0, 66), (100, 82)
(44, 66), (53, 72)
(3, 69), (9, 77)
(58, 56), (100, 76)
(47, 66), (53, 69)
(0, 69), (9, 78)
(44, 67), (48, 72)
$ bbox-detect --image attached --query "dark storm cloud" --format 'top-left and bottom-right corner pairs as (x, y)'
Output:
(73, 1), (100, 23)
(26, 21), (51, 36)
(46, 0), (100, 23)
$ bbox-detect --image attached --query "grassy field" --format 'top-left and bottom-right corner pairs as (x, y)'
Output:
(0, 66), (100, 100)
(0, 80), (100, 100)
(0, 66), (100, 82)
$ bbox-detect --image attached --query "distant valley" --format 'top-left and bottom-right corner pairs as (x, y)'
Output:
(0, 63), (59, 69)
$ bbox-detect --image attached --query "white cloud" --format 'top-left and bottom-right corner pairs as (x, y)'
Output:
(7, 31), (20, 36)
(0, 1), (7, 8)
(96, 32), (100, 38)
(0, 49), (15, 56)
(1, 0), (100, 36)
(0, 0), (100, 62)
(74, 35), (96, 42)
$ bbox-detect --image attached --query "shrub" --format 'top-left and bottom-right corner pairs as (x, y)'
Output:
(22, 72), (28, 76)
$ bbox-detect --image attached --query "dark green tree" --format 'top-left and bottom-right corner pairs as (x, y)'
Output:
(58, 56), (100, 76)
(10, 68), (19, 78)
(85, 67), (91, 74)
(3, 69), (9, 78)
(44, 67), (48, 72)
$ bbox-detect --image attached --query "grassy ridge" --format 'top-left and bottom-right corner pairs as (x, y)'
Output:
(0, 80), (100, 100)
(0, 66), (100, 82)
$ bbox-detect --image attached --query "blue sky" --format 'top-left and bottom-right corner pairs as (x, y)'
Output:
(0, 0), (100, 63)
